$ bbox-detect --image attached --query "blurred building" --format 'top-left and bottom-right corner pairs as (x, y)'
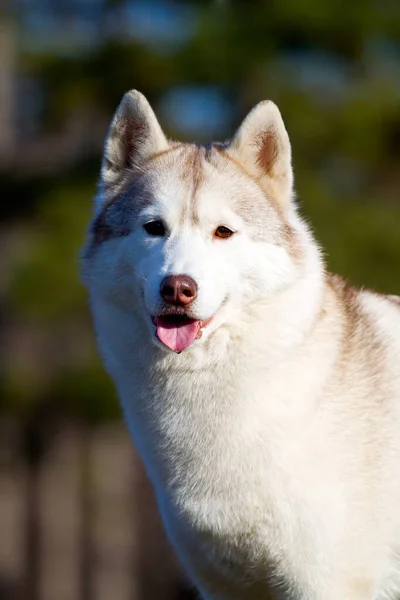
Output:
(0, 9), (16, 165)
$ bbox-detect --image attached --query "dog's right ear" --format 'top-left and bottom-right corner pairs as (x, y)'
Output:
(100, 90), (169, 191)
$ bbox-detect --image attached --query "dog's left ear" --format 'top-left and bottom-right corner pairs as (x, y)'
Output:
(228, 101), (293, 207)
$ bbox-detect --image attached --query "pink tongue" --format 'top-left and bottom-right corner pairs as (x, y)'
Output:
(156, 318), (200, 352)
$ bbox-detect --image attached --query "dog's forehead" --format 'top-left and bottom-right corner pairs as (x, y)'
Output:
(148, 143), (271, 221)
(149, 143), (232, 196)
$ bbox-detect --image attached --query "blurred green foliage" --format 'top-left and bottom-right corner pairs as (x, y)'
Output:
(2, 0), (400, 426)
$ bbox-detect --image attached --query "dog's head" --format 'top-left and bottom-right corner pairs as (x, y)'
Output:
(83, 90), (307, 353)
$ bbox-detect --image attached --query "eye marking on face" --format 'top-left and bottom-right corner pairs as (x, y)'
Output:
(143, 219), (166, 237)
(214, 225), (235, 240)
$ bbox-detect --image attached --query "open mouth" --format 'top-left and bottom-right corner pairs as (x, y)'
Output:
(151, 313), (213, 352)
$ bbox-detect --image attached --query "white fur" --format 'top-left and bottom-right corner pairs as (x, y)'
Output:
(83, 91), (400, 600)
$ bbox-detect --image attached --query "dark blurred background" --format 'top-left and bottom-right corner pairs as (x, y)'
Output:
(0, 1), (400, 599)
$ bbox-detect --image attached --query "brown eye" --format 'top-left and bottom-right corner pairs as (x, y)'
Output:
(143, 220), (166, 237)
(214, 226), (234, 239)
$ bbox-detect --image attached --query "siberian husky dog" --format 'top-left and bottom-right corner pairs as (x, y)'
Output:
(82, 90), (400, 600)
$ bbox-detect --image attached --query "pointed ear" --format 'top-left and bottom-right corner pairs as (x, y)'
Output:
(100, 90), (169, 189)
(228, 101), (293, 207)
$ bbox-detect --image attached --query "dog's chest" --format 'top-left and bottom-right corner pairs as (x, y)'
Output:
(159, 414), (332, 600)
(114, 335), (342, 597)
(128, 367), (338, 598)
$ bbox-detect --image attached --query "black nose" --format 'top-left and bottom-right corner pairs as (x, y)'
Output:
(160, 275), (198, 306)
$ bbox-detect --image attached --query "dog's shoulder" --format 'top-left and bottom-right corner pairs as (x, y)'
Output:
(324, 272), (400, 379)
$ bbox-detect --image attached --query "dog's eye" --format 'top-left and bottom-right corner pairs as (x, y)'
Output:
(214, 226), (234, 239)
(143, 220), (166, 237)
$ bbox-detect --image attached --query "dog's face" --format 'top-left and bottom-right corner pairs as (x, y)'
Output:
(83, 91), (303, 353)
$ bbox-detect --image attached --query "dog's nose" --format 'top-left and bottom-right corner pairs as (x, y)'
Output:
(160, 275), (198, 306)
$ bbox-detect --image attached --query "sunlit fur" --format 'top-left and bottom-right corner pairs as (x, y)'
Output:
(82, 91), (400, 600)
